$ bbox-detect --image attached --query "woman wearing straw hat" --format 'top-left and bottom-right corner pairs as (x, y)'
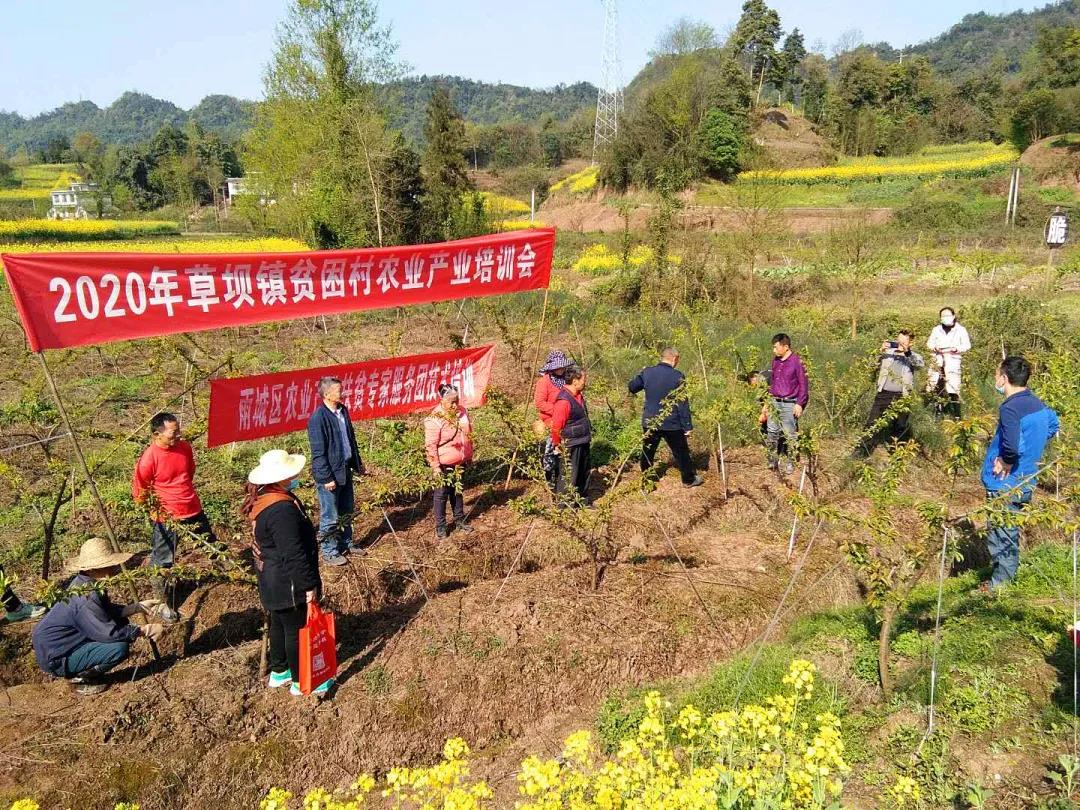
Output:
(243, 449), (329, 697)
(31, 538), (164, 696)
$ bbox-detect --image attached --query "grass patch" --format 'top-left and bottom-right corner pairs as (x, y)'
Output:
(594, 540), (1078, 802)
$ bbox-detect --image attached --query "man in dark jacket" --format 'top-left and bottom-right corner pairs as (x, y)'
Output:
(32, 538), (163, 696)
(550, 368), (592, 506)
(307, 376), (364, 566)
(629, 348), (703, 488)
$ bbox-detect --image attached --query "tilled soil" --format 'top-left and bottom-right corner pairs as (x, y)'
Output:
(0, 448), (973, 808)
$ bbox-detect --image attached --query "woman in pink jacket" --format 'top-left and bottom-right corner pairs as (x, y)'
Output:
(424, 384), (475, 540)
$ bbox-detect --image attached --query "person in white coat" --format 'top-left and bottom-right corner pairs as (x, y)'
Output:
(926, 306), (971, 419)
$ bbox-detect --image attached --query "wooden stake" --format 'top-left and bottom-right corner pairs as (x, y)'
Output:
(786, 465), (808, 560)
(717, 425), (728, 498)
(37, 352), (123, 557)
(37, 352), (148, 632)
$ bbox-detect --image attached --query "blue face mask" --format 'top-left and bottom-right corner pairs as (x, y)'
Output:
(994, 381), (1006, 395)
(286, 479), (300, 492)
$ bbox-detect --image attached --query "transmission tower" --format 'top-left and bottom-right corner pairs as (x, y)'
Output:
(592, 0), (622, 162)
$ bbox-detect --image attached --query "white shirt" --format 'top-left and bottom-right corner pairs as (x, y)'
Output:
(926, 323), (971, 394)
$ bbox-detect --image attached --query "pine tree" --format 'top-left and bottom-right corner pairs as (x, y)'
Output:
(729, 0), (782, 104)
(421, 85), (472, 240)
(773, 29), (807, 105)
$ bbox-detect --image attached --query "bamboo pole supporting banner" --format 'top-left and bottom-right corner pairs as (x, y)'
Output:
(505, 287), (552, 488)
(36, 351), (161, 661)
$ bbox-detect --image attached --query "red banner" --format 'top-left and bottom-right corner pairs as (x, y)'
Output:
(2, 229), (554, 352)
(207, 345), (495, 447)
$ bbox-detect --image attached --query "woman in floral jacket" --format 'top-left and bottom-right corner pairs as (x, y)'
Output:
(424, 384), (475, 540)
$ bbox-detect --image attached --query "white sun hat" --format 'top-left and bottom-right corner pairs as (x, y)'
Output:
(248, 449), (307, 486)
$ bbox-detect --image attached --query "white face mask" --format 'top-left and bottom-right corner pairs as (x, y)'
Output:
(941, 315), (955, 326)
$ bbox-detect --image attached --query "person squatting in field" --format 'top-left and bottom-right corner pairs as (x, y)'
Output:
(132, 412), (220, 623)
(31, 538), (164, 696)
(424, 383), (476, 541)
(628, 348), (703, 488)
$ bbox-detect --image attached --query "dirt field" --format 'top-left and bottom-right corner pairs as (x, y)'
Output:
(0, 442), (936, 808)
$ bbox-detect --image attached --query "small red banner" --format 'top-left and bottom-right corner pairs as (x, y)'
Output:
(207, 345), (495, 447)
(2, 229), (554, 352)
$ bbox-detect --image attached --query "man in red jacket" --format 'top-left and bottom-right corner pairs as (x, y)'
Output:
(132, 412), (217, 622)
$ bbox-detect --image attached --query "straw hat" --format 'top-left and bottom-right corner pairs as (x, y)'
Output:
(248, 449), (307, 486)
(66, 537), (135, 573)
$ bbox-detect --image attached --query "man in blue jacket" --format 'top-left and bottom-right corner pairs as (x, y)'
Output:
(629, 348), (704, 488)
(307, 376), (364, 566)
(981, 356), (1059, 590)
(32, 538), (163, 695)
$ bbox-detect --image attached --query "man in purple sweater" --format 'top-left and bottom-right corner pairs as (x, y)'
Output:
(760, 333), (809, 474)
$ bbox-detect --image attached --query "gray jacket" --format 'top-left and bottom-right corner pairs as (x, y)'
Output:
(876, 350), (924, 394)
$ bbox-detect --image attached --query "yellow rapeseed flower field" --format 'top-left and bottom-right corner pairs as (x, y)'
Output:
(479, 192), (531, 215)
(740, 142), (1018, 185)
(0, 219), (181, 241)
(551, 165), (599, 194)
(0, 237), (309, 269)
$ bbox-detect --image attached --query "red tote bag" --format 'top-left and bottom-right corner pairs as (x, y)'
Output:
(298, 602), (337, 694)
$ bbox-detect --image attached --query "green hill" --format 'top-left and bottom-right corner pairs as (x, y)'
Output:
(873, 0), (1080, 79)
(0, 78), (598, 154)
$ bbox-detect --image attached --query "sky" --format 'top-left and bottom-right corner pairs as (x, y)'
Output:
(0, 0), (1049, 117)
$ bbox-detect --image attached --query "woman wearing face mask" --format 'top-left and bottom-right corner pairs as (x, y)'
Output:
(243, 449), (327, 697)
(926, 306), (971, 419)
(424, 383), (475, 540)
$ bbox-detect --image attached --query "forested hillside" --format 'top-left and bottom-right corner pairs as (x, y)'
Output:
(0, 79), (598, 155)
(871, 0), (1080, 78)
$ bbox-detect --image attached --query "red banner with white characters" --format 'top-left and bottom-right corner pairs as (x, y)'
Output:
(207, 345), (495, 447)
(2, 229), (554, 352)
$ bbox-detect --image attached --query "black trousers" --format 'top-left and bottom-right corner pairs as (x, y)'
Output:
(433, 466), (465, 529)
(857, 390), (910, 456)
(268, 603), (309, 677)
(641, 429), (697, 484)
(0, 565), (21, 613)
(556, 443), (591, 503)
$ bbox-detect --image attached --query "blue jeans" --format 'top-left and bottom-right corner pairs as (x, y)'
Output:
(53, 640), (130, 678)
(316, 475), (354, 558)
(150, 511), (215, 568)
(986, 489), (1032, 587)
(766, 399), (798, 466)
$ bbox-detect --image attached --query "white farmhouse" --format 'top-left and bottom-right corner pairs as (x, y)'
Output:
(47, 182), (112, 220)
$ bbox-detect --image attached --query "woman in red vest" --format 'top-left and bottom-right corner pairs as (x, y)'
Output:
(424, 384), (475, 540)
(533, 350), (574, 490)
